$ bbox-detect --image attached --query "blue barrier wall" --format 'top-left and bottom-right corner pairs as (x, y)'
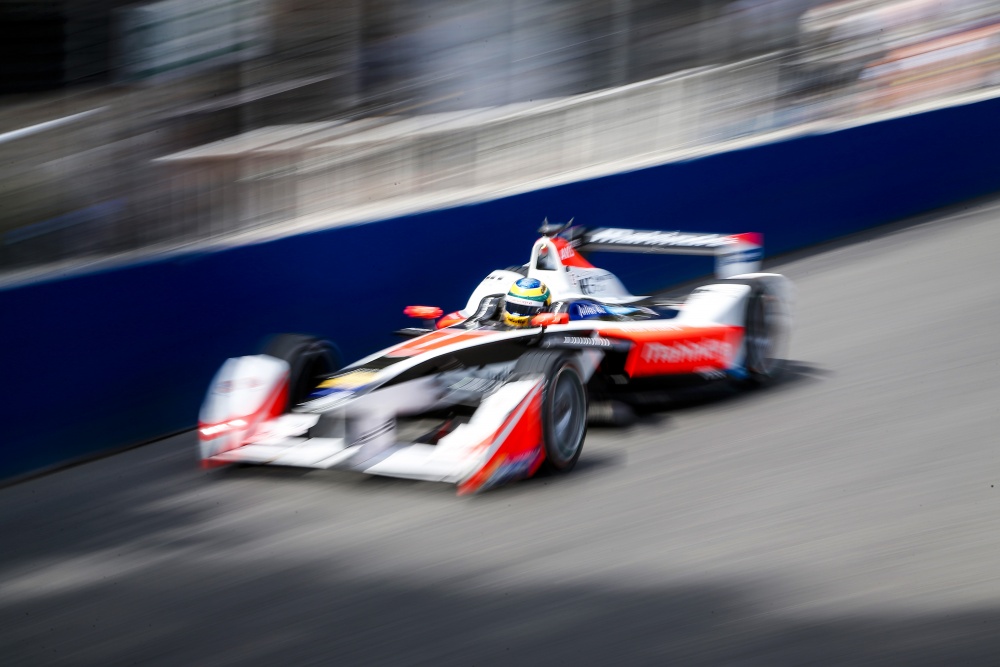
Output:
(4, 96), (1000, 479)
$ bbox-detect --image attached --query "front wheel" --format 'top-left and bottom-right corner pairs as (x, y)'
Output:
(513, 350), (588, 471)
(262, 334), (340, 410)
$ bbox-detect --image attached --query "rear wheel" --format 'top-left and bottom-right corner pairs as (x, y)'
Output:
(513, 350), (587, 471)
(262, 334), (340, 410)
(742, 285), (787, 386)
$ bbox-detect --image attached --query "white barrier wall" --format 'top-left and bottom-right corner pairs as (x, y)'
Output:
(155, 54), (783, 237)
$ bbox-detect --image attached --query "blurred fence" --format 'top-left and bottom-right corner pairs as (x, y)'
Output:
(0, 102), (119, 264)
(164, 54), (778, 224)
(0, 68), (252, 270)
(6, 4), (1000, 276)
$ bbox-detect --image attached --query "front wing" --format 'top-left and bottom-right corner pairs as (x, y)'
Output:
(201, 374), (546, 495)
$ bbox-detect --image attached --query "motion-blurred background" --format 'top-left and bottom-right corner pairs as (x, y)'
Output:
(2, 0), (999, 273)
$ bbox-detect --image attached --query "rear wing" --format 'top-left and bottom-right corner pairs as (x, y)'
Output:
(549, 225), (764, 279)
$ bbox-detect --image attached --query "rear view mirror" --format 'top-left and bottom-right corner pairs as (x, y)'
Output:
(531, 312), (569, 327)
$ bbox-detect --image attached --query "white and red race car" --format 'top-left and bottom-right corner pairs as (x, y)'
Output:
(199, 222), (793, 494)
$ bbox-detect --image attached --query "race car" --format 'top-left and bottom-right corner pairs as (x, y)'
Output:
(198, 222), (793, 494)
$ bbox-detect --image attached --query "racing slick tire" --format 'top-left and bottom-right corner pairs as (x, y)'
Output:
(740, 281), (788, 387)
(262, 334), (341, 410)
(513, 350), (588, 472)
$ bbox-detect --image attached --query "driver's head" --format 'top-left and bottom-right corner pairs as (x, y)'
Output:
(503, 277), (551, 327)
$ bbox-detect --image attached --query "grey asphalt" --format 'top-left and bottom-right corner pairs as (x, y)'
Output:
(3, 197), (1000, 665)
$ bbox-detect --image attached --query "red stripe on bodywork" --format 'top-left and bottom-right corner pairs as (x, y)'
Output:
(599, 325), (744, 377)
(457, 385), (545, 495)
(386, 328), (495, 357)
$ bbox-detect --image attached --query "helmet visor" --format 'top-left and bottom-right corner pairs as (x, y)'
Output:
(505, 297), (544, 317)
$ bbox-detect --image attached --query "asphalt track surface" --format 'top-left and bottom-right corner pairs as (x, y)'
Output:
(4, 197), (1000, 665)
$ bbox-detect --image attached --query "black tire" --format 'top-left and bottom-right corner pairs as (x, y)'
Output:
(513, 350), (588, 471)
(262, 334), (341, 410)
(741, 283), (787, 386)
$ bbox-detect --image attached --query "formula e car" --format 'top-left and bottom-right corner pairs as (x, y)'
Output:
(199, 222), (792, 494)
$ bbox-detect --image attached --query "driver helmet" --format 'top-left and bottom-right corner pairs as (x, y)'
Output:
(503, 277), (551, 327)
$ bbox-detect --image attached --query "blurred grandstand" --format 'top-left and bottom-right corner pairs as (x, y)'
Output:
(2, 0), (999, 275)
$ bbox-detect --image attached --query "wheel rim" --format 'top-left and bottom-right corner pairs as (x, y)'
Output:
(551, 367), (586, 462)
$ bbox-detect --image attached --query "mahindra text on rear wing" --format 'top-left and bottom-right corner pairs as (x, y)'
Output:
(575, 228), (764, 279)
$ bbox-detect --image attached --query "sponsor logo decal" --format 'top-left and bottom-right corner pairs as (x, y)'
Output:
(569, 301), (608, 319)
(587, 228), (732, 248)
(576, 272), (613, 295)
(543, 335), (627, 352)
(561, 336), (613, 347)
(507, 295), (543, 308)
(641, 339), (732, 365)
(576, 303), (605, 317)
(719, 247), (763, 265)
(214, 377), (263, 394)
(551, 238), (594, 268)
